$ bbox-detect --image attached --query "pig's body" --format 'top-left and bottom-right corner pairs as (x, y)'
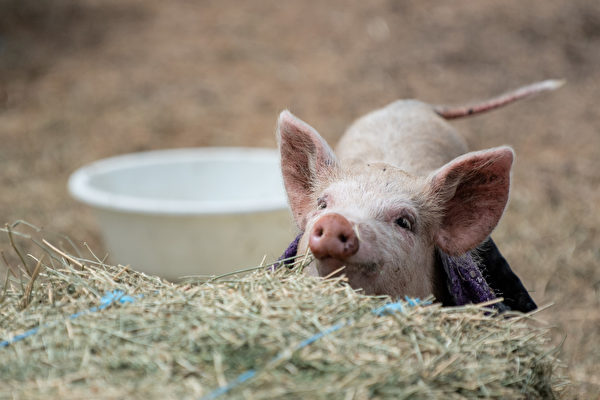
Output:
(336, 101), (467, 174)
(277, 81), (561, 302)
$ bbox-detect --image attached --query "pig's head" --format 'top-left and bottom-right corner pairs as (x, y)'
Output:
(277, 110), (513, 299)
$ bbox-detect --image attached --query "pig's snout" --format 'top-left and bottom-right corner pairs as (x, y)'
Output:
(309, 213), (359, 260)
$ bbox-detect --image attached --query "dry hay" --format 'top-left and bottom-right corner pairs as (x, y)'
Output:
(0, 222), (568, 399)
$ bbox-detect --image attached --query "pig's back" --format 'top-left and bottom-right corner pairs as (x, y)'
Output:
(335, 100), (468, 176)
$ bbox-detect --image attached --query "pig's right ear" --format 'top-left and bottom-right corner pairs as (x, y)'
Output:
(426, 146), (514, 256)
(277, 110), (338, 229)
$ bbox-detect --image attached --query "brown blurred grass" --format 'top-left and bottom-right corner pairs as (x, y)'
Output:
(1, 0), (599, 397)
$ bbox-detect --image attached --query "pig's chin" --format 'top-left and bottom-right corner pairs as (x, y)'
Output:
(316, 258), (379, 281)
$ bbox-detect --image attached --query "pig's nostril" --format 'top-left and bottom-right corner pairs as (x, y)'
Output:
(339, 234), (348, 243)
(315, 227), (324, 237)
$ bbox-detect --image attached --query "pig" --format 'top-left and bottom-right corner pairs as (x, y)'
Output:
(277, 80), (562, 304)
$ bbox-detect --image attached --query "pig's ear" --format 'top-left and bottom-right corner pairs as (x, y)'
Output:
(277, 110), (338, 229)
(427, 147), (514, 256)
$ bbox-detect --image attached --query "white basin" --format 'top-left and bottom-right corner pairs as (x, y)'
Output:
(68, 147), (294, 280)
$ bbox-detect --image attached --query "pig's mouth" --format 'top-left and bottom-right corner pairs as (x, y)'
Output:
(316, 257), (379, 280)
(275, 231), (381, 288)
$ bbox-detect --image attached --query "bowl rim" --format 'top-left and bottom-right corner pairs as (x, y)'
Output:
(68, 147), (290, 216)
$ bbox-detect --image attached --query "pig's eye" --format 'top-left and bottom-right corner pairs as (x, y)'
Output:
(395, 217), (413, 231)
(317, 197), (327, 210)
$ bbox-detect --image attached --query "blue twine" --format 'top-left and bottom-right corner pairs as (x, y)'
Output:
(293, 322), (346, 351)
(373, 296), (431, 316)
(200, 297), (428, 400)
(2, 287), (428, 398)
(0, 326), (41, 348)
(1, 289), (137, 348)
(200, 370), (257, 400)
(201, 322), (347, 400)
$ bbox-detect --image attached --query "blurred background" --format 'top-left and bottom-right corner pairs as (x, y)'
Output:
(1, 0), (598, 396)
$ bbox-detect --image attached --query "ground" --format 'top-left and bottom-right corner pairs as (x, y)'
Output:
(0, 0), (598, 397)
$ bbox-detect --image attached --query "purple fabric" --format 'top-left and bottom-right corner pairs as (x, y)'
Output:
(475, 239), (536, 312)
(276, 233), (533, 312)
(438, 251), (497, 306)
(272, 232), (302, 270)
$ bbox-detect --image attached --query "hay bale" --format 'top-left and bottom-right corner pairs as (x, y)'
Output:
(0, 227), (568, 399)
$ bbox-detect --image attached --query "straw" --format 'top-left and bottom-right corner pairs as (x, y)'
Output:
(0, 222), (569, 399)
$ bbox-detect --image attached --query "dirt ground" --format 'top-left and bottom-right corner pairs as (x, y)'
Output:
(1, 0), (599, 397)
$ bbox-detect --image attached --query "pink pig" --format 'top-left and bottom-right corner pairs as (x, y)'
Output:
(277, 80), (562, 301)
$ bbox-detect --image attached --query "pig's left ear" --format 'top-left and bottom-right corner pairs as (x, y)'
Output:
(427, 146), (514, 256)
(277, 110), (338, 229)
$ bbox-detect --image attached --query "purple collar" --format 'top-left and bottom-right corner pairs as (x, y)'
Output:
(277, 233), (536, 313)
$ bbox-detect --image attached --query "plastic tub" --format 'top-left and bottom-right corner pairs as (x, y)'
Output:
(68, 148), (294, 280)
